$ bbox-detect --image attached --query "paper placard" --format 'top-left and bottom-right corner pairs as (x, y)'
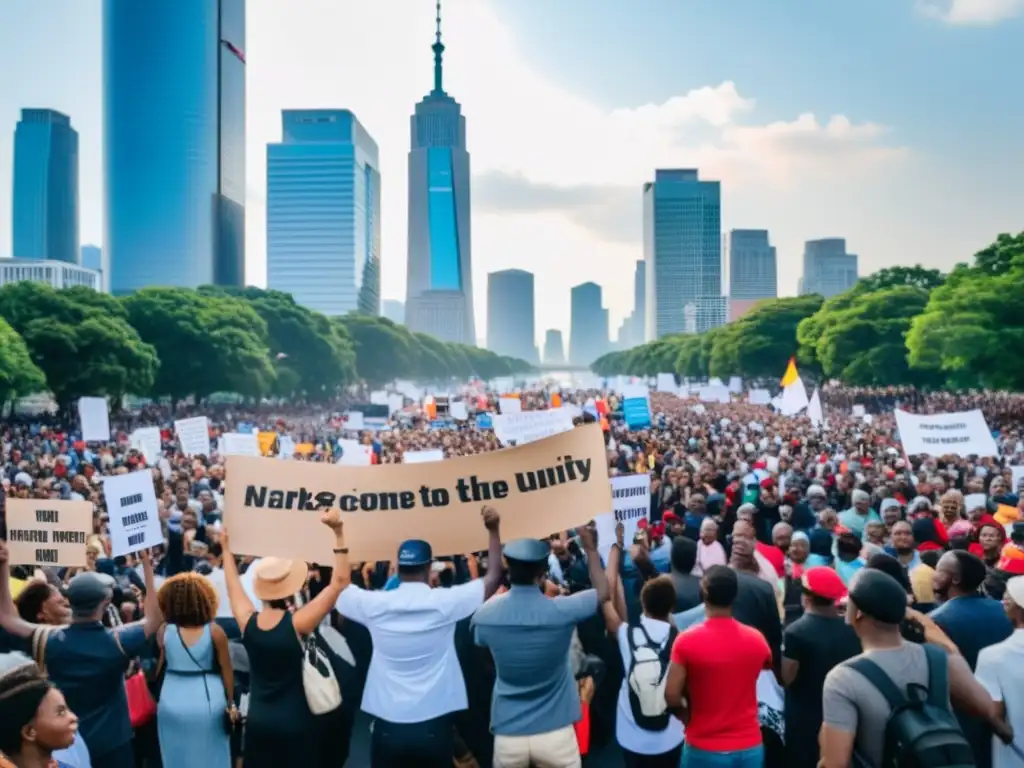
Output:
(336, 439), (373, 466)
(224, 424), (611, 563)
(103, 471), (163, 557)
(748, 389), (771, 405)
(493, 408), (574, 446)
(344, 411), (365, 431)
(78, 397), (111, 442)
(595, 473), (652, 562)
(498, 396), (522, 414)
(130, 427), (162, 466)
(5, 499), (93, 567)
(451, 402), (469, 421)
(221, 432), (260, 456)
(404, 449), (444, 464)
(894, 409), (999, 458)
(175, 416), (211, 457)
(655, 373), (676, 393)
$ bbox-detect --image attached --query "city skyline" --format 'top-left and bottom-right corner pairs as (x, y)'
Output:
(0, 0), (1021, 346)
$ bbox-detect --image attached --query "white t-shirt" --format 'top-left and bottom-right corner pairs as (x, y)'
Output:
(615, 616), (685, 755)
(336, 579), (484, 723)
(975, 629), (1024, 768)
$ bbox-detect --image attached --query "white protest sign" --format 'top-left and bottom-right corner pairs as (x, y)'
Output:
(103, 471), (162, 557)
(1011, 466), (1024, 492)
(78, 397), (111, 442)
(221, 432), (260, 456)
(497, 396), (522, 414)
(852, 405), (866, 417)
(277, 435), (295, 459)
(175, 416), (211, 457)
(387, 394), (405, 415)
(699, 386), (731, 404)
(492, 409), (574, 446)
(370, 390), (389, 406)
(404, 449), (444, 464)
(130, 427), (162, 466)
(728, 376), (743, 394)
(894, 409), (999, 458)
(450, 401), (469, 420)
(656, 373), (676, 393)
(336, 439), (373, 466)
(595, 473), (651, 562)
(344, 411), (365, 431)
(748, 389), (771, 405)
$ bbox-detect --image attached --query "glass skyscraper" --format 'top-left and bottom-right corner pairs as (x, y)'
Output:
(405, 3), (476, 344)
(12, 109), (78, 264)
(487, 269), (537, 363)
(103, 0), (245, 295)
(728, 229), (777, 299)
(799, 238), (859, 297)
(569, 282), (609, 366)
(266, 110), (380, 316)
(643, 169), (723, 339)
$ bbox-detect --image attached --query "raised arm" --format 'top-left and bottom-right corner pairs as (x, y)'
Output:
(578, 524), (610, 605)
(220, 528), (256, 631)
(481, 506), (503, 600)
(600, 527), (625, 634)
(138, 550), (164, 639)
(293, 510), (351, 636)
(0, 542), (37, 639)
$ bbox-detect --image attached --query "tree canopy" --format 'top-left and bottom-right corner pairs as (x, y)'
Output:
(0, 283), (534, 408)
(593, 231), (1024, 390)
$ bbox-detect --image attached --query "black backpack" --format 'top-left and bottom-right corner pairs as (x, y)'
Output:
(847, 644), (974, 768)
(625, 621), (678, 731)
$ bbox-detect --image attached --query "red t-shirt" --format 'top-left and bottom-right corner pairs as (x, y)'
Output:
(755, 541), (785, 577)
(670, 616), (771, 752)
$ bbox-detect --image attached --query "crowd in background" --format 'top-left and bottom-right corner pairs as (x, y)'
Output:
(1, 381), (1023, 768)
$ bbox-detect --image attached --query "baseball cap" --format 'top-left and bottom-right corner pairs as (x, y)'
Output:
(396, 539), (432, 567)
(802, 566), (847, 602)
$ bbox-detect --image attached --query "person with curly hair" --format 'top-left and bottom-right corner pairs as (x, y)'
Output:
(0, 654), (80, 768)
(156, 572), (235, 768)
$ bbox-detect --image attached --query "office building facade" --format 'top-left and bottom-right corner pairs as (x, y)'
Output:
(569, 282), (609, 366)
(104, 0), (245, 294)
(382, 299), (405, 325)
(267, 110), (380, 316)
(405, 5), (475, 344)
(543, 329), (566, 366)
(799, 238), (858, 298)
(644, 169), (723, 339)
(0, 258), (99, 291)
(728, 229), (777, 300)
(80, 244), (102, 272)
(486, 269), (536, 363)
(618, 259), (646, 348)
(12, 109), (78, 265)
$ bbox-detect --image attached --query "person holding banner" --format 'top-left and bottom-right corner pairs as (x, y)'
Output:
(220, 508), (349, 768)
(336, 507), (504, 768)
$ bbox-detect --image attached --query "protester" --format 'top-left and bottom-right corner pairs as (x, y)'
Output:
(0, 655), (80, 768)
(974, 575), (1024, 768)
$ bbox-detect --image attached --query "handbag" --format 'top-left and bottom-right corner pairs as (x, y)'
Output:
(302, 634), (342, 715)
(112, 629), (157, 728)
(176, 627), (234, 735)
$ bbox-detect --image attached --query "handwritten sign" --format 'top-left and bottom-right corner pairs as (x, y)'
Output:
(5, 499), (93, 567)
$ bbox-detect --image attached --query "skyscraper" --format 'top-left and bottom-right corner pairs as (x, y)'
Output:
(727, 229), (776, 321)
(487, 269), (536, 363)
(643, 169), (723, 338)
(569, 282), (609, 366)
(12, 109), (78, 265)
(619, 259), (646, 348)
(382, 299), (406, 325)
(799, 238), (858, 298)
(543, 329), (566, 366)
(404, 1), (475, 345)
(104, 0), (246, 295)
(80, 244), (102, 272)
(266, 110), (380, 316)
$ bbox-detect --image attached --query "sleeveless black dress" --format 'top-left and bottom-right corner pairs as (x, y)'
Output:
(242, 612), (315, 767)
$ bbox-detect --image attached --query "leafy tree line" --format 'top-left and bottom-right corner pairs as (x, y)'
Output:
(0, 283), (533, 411)
(592, 232), (1024, 391)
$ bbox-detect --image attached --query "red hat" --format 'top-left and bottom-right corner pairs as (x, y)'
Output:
(663, 511), (680, 523)
(801, 566), (847, 602)
(650, 523), (666, 539)
(637, 519), (649, 530)
(760, 478), (775, 489)
(753, 459), (767, 470)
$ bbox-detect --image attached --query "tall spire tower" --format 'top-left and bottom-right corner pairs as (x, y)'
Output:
(432, 0), (445, 94)
(404, 0), (477, 346)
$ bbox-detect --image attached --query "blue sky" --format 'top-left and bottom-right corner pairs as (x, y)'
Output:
(0, 0), (1021, 346)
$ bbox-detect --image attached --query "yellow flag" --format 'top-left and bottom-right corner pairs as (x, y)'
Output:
(781, 357), (799, 387)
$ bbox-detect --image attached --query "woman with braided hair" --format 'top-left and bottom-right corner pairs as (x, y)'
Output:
(0, 655), (80, 768)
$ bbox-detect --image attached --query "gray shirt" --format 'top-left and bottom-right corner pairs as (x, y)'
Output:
(472, 585), (599, 736)
(822, 642), (952, 768)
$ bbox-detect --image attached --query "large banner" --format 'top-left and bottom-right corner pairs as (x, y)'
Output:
(224, 424), (611, 563)
(894, 408), (999, 458)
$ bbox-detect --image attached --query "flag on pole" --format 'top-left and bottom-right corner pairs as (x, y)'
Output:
(781, 357), (799, 388)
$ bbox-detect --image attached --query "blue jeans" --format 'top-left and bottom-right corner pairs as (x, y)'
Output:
(681, 743), (764, 768)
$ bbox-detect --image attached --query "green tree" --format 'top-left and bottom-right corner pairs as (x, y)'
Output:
(856, 266), (945, 293)
(334, 315), (416, 386)
(121, 287), (275, 402)
(971, 231), (1024, 277)
(200, 286), (356, 400)
(0, 282), (158, 410)
(0, 317), (46, 408)
(708, 295), (823, 379)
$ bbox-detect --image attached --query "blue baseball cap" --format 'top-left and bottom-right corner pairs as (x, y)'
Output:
(503, 538), (550, 564)
(397, 539), (432, 567)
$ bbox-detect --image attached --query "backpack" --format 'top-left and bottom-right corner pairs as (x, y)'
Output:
(625, 621), (678, 731)
(847, 644), (974, 768)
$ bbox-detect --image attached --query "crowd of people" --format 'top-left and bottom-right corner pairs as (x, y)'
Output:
(1, 380), (1024, 768)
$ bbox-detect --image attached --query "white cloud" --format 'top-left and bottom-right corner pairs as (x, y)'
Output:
(246, 0), (907, 347)
(917, 0), (1024, 24)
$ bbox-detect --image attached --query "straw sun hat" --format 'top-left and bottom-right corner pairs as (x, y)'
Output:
(253, 557), (308, 602)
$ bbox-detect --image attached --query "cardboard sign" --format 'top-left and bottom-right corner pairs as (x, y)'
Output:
(5, 499), (93, 567)
(103, 471), (163, 557)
